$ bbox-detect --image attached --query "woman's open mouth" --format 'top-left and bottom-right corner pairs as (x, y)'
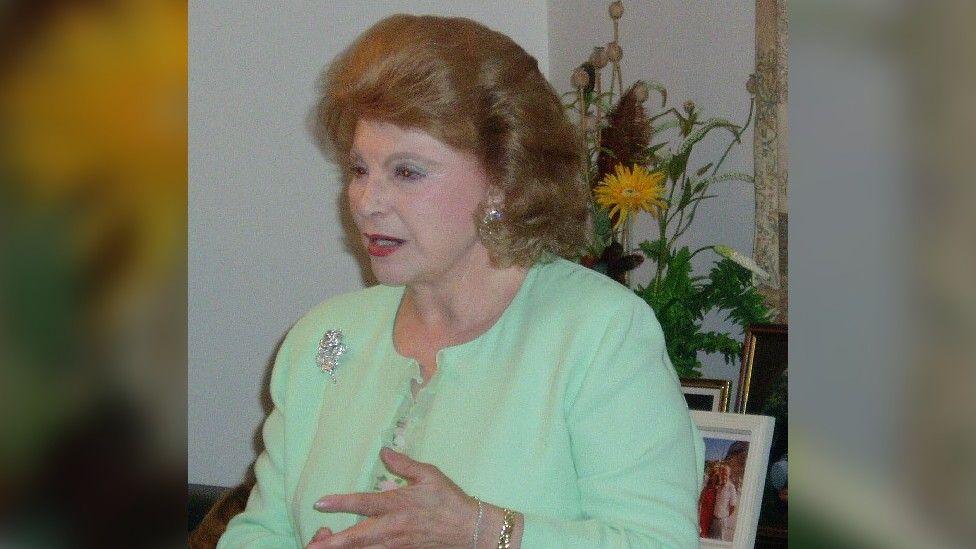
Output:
(366, 234), (405, 257)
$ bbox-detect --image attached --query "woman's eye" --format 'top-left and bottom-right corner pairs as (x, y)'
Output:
(349, 164), (367, 178)
(394, 165), (424, 180)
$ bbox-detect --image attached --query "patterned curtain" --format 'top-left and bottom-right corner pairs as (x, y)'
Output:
(753, 0), (788, 322)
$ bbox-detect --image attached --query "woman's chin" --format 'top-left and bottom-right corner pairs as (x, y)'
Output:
(368, 263), (411, 286)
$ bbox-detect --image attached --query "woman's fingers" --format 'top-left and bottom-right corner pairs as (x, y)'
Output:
(315, 491), (393, 517)
(309, 516), (399, 548)
(379, 447), (434, 483)
(311, 451), (472, 547)
(306, 526), (333, 548)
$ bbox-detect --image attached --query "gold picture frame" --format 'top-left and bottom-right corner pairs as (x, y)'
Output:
(736, 322), (788, 544)
(735, 323), (787, 413)
(680, 378), (731, 413)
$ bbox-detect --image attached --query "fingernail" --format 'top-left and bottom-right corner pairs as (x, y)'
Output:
(312, 526), (333, 541)
(313, 497), (335, 511)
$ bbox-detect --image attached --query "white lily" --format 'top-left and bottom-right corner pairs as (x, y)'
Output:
(713, 245), (771, 281)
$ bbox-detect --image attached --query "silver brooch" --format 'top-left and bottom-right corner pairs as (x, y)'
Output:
(316, 329), (346, 383)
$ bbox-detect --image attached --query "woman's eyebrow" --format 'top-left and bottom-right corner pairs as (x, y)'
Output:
(383, 152), (442, 168)
(347, 150), (443, 168)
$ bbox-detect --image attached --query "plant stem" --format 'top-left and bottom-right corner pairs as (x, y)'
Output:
(653, 212), (667, 291)
(672, 198), (700, 243)
(649, 107), (681, 123)
(672, 177), (716, 245)
(677, 180), (688, 238)
(711, 96), (754, 177)
(664, 172), (682, 225)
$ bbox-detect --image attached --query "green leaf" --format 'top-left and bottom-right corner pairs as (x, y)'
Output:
(643, 142), (669, 156)
(668, 152), (690, 181)
(632, 251), (772, 376)
(694, 331), (742, 365)
(590, 203), (613, 243)
(676, 177), (695, 210)
(703, 259), (773, 328)
(638, 238), (670, 264)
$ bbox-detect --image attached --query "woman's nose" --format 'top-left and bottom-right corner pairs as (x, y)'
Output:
(349, 174), (386, 216)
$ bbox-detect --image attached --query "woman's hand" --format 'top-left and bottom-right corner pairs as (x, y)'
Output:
(307, 447), (479, 548)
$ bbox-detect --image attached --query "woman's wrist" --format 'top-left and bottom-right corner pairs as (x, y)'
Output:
(508, 510), (524, 549)
(471, 496), (485, 548)
(474, 502), (523, 549)
(496, 507), (516, 548)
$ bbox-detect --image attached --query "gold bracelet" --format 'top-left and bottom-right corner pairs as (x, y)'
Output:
(496, 507), (516, 549)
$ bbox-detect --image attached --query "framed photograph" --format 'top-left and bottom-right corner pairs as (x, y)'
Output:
(680, 378), (731, 412)
(692, 411), (774, 549)
(736, 324), (788, 544)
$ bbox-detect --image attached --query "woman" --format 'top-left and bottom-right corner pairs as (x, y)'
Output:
(218, 14), (703, 548)
(711, 464), (739, 542)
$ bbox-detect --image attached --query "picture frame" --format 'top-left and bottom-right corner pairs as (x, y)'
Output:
(680, 377), (731, 412)
(736, 323), (787, 414)
(692, 411), (775, 549)
(736, 323), (788, 545)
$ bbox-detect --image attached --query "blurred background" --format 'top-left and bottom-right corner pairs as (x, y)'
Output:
(789, 1), (974, 547)
(0, 0), (973, 547)
(0, 0), (186, 546)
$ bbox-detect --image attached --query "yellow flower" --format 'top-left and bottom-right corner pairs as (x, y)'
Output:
(594, 164), (667, 229)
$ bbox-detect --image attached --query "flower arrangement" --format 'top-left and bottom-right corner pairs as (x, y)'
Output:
(569, 1), (773, 378)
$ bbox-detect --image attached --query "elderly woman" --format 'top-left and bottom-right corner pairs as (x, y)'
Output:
(218, 14), (703, 549)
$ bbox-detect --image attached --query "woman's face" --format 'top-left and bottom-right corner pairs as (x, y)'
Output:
(347, 119), (492, 288)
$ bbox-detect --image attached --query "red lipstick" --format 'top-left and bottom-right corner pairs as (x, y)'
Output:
(365, 234), (405, 257)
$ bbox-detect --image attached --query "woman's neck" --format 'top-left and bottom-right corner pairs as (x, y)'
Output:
(403, 262), (528, 339)
(393, 261), (529, 377)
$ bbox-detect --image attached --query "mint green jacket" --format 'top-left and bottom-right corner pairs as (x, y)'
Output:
(218, 258), (704, 548)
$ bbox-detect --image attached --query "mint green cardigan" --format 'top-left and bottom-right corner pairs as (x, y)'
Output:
(217, 258), (704, 548)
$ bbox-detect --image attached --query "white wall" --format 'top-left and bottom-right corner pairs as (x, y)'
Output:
(188, 1), (549, 487)
(189, 0), (756, 487)
(547, 1), (756, 392)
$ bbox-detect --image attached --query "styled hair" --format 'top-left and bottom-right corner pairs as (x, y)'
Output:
(314, 14), (587, 267)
